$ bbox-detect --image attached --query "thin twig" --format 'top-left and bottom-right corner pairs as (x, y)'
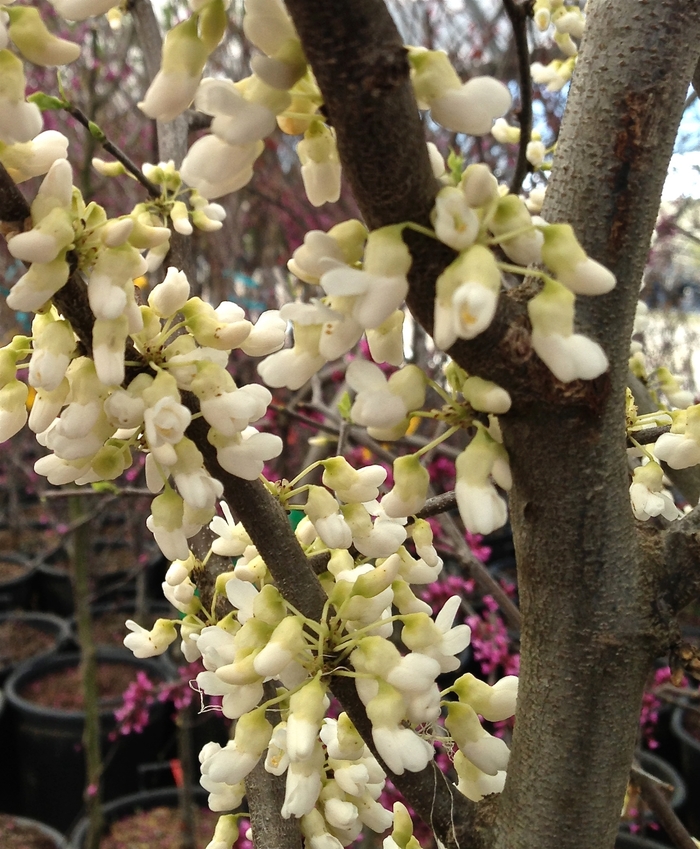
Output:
(40, 487), (152, 498)
(630, 765), (697, 849)
(416, 490), (458, 520)
(62, 102), (161, 198)
(629, 425), (671, 446)
(502, 0), (534, 194)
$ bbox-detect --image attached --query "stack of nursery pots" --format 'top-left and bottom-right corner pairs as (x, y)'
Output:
(4, 648), (174, 834)
(0, 611), (72, 814)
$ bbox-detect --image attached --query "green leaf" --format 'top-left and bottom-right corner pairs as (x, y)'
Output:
(447, 148), (464, 184)
(337, 390), (353, 422)
(90, 481), (120, 494)
(88, 121), (106, 142)
(27, 92), (66, 111)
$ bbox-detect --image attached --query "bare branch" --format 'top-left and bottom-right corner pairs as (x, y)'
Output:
(630, 765), (697, 849)
(501, 0), (534, 194)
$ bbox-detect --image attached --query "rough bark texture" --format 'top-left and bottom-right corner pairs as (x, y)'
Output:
(281, 1), (700, 848)
(496, 3), (700, 848)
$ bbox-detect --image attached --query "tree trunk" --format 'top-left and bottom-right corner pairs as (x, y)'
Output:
(495, 3), (700, 848)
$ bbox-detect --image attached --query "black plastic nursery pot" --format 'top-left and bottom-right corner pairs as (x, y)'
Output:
(670, 703), (700, 833)
(0, 813), (68, 849)
(0, 553), (35, 611)
(68, 786), (210, 849)
(616, 834), (671, 849)
(35, 541), (151, 617)
(0, 612), (72, 684)
(4, 648), (174, 834)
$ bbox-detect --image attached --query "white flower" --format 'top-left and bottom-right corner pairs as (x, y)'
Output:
(531, 330), (609, 383)
(209, 501), (252, 557)
(123, 618), (177, 658)
(446, 702), (510, 775)
(305, 485), (353, 549)
(257, 303), (330, 390)
(347, 360), (426, 440)
(148, 267), (191, 317)
(240, 310), (287, 357)
(209, 426), (283, 480)
(180, 135), (264, 199)
(433, 245), (501, 351)
(654, 431), (700, 469)
(0, 130), (69, 183)
(381, 455), (429, 518)
(281, 743), (325, 818)
(541, 224), (616, 296)
(288, 221), (366, 285)
(431, 76), (512, 136)
(298, 123), (341, 207)
(320, 226), (411, 331)
(321, 457), (387, 504)
(28, 313), (74, 392)
(455, 429), (511, 535)
(431, 187), (479, 251)
(528, 279), (608, 383)
(0, 380), (28, 442)
(629, 461), (681, 521)
(366, 684), (434, 775)
(195, 76), (283, 146)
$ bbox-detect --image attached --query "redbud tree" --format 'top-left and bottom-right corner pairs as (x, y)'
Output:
(1, 2), (700, 849)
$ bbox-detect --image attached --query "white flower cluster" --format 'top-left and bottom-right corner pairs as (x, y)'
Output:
(0, 48), (69, 184)
(262, 223), (413, 390)
(124, 492), (518, 847)
(0, 230), (286, 560)
(136, 1), (517, 206)
(531, 0), (585, 92)
(426, 161), (615, 384)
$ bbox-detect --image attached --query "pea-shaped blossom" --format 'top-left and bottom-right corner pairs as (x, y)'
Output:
(257, 301), (330, 390)
(209, 501), (252, 557)
(488, 195), (543, 266)
(346, 360), (426, 441)
(138, 15), (208, 122)
(409, 47), (511, 135)
(297, 122), (341, 207)
(321, 456), (387, 504)
(288, 220), (366, 285)
(148, 266), (191, 317)
(320, 226), (411, 331)
(528, 279), (608, 383)
(654, 404), (700, 469)
(629, 461), (681, 522)
(381, 454), (429, 518)
(365, 682), (434, 775)
(208, 425), (283, 480)
(143, 372), (192, 467)
(455, 426), (512, 535)
(431, 186), (479, 252)
(0, 49), (42, 145)
(123, 618), (177, 658)
(433, 245), (502, 351)
(541, 224), (615, 296)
